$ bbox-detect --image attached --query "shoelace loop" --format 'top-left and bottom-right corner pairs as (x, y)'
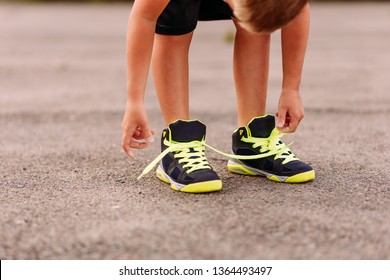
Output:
(241, 128), (298, 164)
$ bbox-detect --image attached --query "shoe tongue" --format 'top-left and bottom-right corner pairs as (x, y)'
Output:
(247, 115), (276, 138)
(169, 120), (206, 142)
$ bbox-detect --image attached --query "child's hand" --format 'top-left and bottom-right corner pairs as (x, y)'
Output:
(276, 89), (304, 133)
(121, 101), (155, 159)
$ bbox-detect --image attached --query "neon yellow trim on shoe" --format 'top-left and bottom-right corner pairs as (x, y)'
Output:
(226, 162), (257, 176)
(228, 158), (315, 183)
(268, 171), (315, 183)
(285, 170), (315, 183)
(156, 165), (222, 193)
(179, 180), (222, 193)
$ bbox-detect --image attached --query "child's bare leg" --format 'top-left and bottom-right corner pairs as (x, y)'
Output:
(228, 5), (314, 183)
(233, 20), (271, 126)
(151, 31), (222, 193)
(152, 32), (194, 126)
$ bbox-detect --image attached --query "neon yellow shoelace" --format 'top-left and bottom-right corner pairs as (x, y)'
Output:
(241, 128), (298, 165)
(137, 130), (295, 180)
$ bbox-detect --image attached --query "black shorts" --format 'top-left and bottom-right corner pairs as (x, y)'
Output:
(156, 0), (233, 35)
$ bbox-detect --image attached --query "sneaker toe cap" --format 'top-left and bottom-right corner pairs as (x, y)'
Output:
(184, 169), (220, 183)
(283, 161), (313, 174)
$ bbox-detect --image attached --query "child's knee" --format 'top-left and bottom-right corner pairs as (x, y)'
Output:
(234, 22), (271, 42)
(156, 32), (193, 44)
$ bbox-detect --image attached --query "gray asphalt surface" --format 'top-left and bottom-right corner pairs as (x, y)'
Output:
(1, 3), (389, 259)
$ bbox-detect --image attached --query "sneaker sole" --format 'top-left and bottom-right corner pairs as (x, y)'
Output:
(227, 159), (315, 183)
(156, 165), (222, 193)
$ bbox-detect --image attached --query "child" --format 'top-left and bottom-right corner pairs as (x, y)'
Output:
(122, 0), (314, 193)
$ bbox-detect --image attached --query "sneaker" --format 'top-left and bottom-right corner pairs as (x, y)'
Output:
(154, 120), (222, 193)
(227, 114), (315, 183)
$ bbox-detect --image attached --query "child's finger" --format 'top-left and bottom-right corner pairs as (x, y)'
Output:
(134, 130), (142, 138)
(135, 125), (155, 143)
(141, 126), (155, 143)
(288, 116), (300, 133)
(130, 138), (149, 149)
(276, 110), (286, 129)
(121, 132), (136, 159)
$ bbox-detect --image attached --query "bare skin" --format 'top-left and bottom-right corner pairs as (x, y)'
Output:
(152, 32), (193, 124)
(152, 22), (271, 127)
(121, 0), (170, 158)
(122, 0), (310, 158)
(277, 3), (311, 132)
(152, 1), (311, 131)
(232, 20), (270, 127)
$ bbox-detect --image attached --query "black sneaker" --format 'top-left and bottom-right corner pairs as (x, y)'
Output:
(227, 114), (315, 183)
(155, 120), (222, 193)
